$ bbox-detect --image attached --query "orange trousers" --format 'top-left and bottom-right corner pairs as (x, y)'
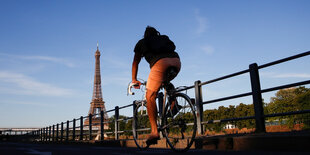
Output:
(146, 57), (181, 92)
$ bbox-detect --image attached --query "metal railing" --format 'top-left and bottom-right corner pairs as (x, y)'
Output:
(28, 104), (136, 142)
(0, 128), (39, 135)
(178, 51), (310, 134)
(22, 51), (310, 142)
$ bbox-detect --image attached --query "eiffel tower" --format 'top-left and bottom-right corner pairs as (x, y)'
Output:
(84, 44), (108, 129)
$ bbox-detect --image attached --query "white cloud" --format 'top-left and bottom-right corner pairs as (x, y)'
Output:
(20, 55), (75, 68)
(194, 9), (208, 35)
(0, 71), (74, 96)
(0, 53), (75, 68)
(0, 100), (52, 107)
(273, 73), (310, 78)
(261, 72), (310, 78)
(201, 45), (214, 55)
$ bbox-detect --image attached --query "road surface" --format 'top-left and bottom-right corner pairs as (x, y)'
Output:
(0, 142), (308, 155)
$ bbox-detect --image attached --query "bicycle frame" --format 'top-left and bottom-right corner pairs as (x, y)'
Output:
(128, 81), (173, 120)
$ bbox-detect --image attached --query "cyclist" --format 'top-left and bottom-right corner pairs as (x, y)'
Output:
(131, 26), (181, 145)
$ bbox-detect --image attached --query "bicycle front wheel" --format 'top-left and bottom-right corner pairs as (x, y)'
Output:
(132, 102), (151, 150)
(162, 93), (197, 152)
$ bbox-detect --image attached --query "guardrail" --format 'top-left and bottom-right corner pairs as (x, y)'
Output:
(179, 51), (310, 134)
(21, 51), (310, 142)
(0, 128), (39, 135)
(24, 105), (136, 142)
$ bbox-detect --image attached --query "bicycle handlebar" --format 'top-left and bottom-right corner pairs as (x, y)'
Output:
(127, 81), (146, 95)
(128, 83), (137, 95)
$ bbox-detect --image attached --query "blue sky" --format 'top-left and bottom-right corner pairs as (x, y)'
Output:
(0, 0), (309, 128)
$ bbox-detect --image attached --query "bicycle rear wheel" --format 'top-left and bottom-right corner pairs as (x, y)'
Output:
(162, 93), (197, 152)
(132, 102), (151, 150)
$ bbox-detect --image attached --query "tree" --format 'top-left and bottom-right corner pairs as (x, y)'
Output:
(203, 108), (221, 131)
(108, 115), (132, 135)
(234, 103), (255, 129)
(266, 86), (310, 128)
(295, 90), (310, 128)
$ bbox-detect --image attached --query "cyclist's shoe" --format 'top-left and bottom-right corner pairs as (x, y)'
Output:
(166, 103), (183, 118)
(146, 135), (160, 146)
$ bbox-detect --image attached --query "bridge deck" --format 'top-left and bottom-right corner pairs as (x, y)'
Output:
(2, 130), (308, 152)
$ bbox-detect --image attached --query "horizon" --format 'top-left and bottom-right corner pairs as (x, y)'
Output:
(0, 0), (309, 128)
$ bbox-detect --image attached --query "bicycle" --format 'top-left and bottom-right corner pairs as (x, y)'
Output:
(128, 76), (197, 152)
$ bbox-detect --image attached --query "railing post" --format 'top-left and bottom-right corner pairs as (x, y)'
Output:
(100, 110), (104, 140)
(195, 80), (204, 135)
(133, 101), (137, 114)
(73, 119), (76, 141)
(41, 128), (45, 142)
(47, 127), (49, 141)
(89, 114), (92, 140)
(249, 63), (266, 133)
(56, 124), (59, 141)
(44, 127), (46, 141)
(66, 120), (69, 141)
(46, 127), (48, 141)
(114, 106), (119, 140)
(45, 127), (48, 141)
(61, 122), (64, 141)
(47, 126), (49, 141)
(80, 116), (83, 141)
(40, 128), (43, 141)
(132, 101), (137, 138)
(40, 128), (42, 141)
(52, 125), (55, 142)
(48, 126), (52, 141)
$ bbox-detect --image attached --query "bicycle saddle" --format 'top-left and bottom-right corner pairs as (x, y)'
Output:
(166, 66), (179, 82)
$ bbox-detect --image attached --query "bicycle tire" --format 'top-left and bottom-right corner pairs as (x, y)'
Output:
(132, 102), (151, 150)
(161, 93), (197, 152)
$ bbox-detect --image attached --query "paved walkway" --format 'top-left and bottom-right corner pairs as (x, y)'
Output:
(1, 131), (310, 154)
(1, 142), (309, 155)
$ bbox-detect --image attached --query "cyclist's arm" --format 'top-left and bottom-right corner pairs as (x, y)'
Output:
(132, 52), (142, 83)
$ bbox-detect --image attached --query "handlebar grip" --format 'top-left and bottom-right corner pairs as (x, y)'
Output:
(128, 83), (136, 95)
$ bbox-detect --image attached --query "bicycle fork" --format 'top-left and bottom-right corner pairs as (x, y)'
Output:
(157, 91), (165, 139)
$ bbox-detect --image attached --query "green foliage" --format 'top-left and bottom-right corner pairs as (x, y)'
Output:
(266, 86), (310, 129)
(166, 111), (196, 134)
(108, 115), (133, 135)
(136, 110), (151, 129)
(234, 103), (255, 129)
(203, 104), (255, 131)
(203, 86), (310, 131)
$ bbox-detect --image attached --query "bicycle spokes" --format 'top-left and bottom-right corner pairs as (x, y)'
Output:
(162, 93), (197, 152)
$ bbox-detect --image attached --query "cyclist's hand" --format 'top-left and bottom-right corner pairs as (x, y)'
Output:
(131, 80), (141, 89)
